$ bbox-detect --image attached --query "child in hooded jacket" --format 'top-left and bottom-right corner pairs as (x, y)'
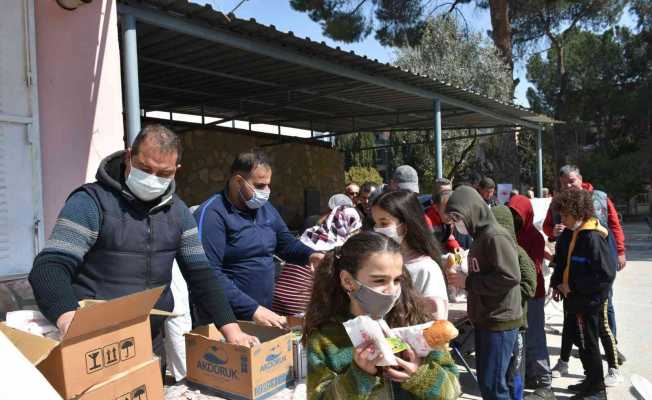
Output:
(550, 189), (616, 400)
(445, 186), (522, 400)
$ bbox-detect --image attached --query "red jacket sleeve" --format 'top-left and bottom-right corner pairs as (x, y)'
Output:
(606, 198), (625, 256)
(543, 207), (554, 238)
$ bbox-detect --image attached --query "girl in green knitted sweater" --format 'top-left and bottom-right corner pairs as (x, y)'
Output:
(304, 231), (461, 400)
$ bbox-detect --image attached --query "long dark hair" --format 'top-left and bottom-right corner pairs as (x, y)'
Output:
(303, 232), (430, 344)
(373, 190), (444, 274)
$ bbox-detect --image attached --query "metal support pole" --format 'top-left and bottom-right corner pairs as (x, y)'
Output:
(121, 14), (141, 145)
(434, 98), (443, 179)
(201, 104), (205, 125)
(536, 126), (544, 197)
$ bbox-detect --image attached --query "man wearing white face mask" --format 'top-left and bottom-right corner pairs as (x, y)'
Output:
(195, 151), (324, 329)
(29, 125), (260, 376)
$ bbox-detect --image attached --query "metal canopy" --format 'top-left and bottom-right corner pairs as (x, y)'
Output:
(116, 0), (551, 135)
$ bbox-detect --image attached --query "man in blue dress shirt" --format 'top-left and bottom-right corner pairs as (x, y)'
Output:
(195, 151), (324, 328)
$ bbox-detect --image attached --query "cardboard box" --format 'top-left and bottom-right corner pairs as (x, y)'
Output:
(78, 357), (163, 400)
(186, 322), (294, 400)
(0, 287), (163, 399)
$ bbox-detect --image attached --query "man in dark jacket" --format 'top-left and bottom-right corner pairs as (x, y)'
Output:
(550, 188), (616, 400)
(29, 125), (258, 368)
(195, 151), (323, 328)
(446, 186), (522, 400)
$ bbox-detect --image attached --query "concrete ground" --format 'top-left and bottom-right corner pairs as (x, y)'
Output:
(459, 221), (652, 399)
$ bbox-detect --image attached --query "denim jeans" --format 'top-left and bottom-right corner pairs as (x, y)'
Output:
(507, 330), (525, 400)
(475, 328), (519, 400)
(525, 298), (552, 387)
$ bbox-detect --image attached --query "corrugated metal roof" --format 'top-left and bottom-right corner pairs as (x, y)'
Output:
(118, 0), (555, 134)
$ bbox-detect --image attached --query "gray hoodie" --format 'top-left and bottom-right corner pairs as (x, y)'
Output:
(446, 186), (522, 330)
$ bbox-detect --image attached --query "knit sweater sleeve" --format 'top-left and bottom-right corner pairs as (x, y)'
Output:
(176, 205), (236, 328)
(401, 349), (461, 400)
(28, 191), (100, 323)
(307, 331), (381, 400)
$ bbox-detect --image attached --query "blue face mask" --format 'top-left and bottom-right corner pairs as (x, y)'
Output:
(240, 178), (270, 210)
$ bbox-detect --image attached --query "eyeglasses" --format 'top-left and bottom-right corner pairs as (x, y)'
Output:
(347, 191), (359, 196)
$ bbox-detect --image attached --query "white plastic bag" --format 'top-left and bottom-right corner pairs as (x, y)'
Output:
(390, 321), (434, 357)
(343, 315), (397, 366)
(164, 260), (192, 381)
(442, 250), (468, 303)
(5, 310), (61, 341)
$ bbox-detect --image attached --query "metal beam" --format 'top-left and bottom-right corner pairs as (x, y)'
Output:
(117, 3), (541, 130)
(314, 117), (437, 139)
(537, 126), (544, 197)
(434, 98), (443, 179)
(121, 14), (141, 145)
(260, 108), (466, 126)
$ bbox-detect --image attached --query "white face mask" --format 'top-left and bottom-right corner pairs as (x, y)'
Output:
(454, 220), (469, 236)
(240, 179), (271, 210)
(374, 224), (404, 244)
(126, 163), (172, 202)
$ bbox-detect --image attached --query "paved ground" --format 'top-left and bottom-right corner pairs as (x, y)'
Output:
(166, 222), (652, 400)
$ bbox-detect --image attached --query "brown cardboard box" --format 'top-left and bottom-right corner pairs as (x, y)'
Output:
(0, 287), (163, 399)
(77, 357), (163, 400)
(186, 322), (294, 400)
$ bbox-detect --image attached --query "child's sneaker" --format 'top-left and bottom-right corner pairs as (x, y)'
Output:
(551, 360), (569, 378)
(604, 368), (623, 387)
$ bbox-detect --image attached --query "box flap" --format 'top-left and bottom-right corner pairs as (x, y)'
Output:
(78, 299), (180, 317)
(62, 287), (164, 343)
(0, 322), (59, 365)
(0, 327), (63, 400)
(239, 321), (289, 343)
(186, 324), (225, 340)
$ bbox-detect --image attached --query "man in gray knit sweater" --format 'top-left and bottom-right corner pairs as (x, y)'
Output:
(29, 125), (258, 370)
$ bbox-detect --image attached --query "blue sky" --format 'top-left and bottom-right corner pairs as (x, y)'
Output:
(195, 1), (637, 108)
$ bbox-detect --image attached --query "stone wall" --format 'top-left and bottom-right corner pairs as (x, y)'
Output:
(172, 124), (344, 230)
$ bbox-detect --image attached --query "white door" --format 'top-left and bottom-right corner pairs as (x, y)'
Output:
(0, 0), (43, 278)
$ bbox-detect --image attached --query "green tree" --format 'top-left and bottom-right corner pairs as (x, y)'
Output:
(289, 0), (517, 78)
(289, 0), (431, 47)
(345, 166), (384, 185)
(396, 15), (513, 101)
(514, 1), (625, 173)
(336, 131), (376, 168)
(394, 16), (517, 186)
(527, 25), (651, 204)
